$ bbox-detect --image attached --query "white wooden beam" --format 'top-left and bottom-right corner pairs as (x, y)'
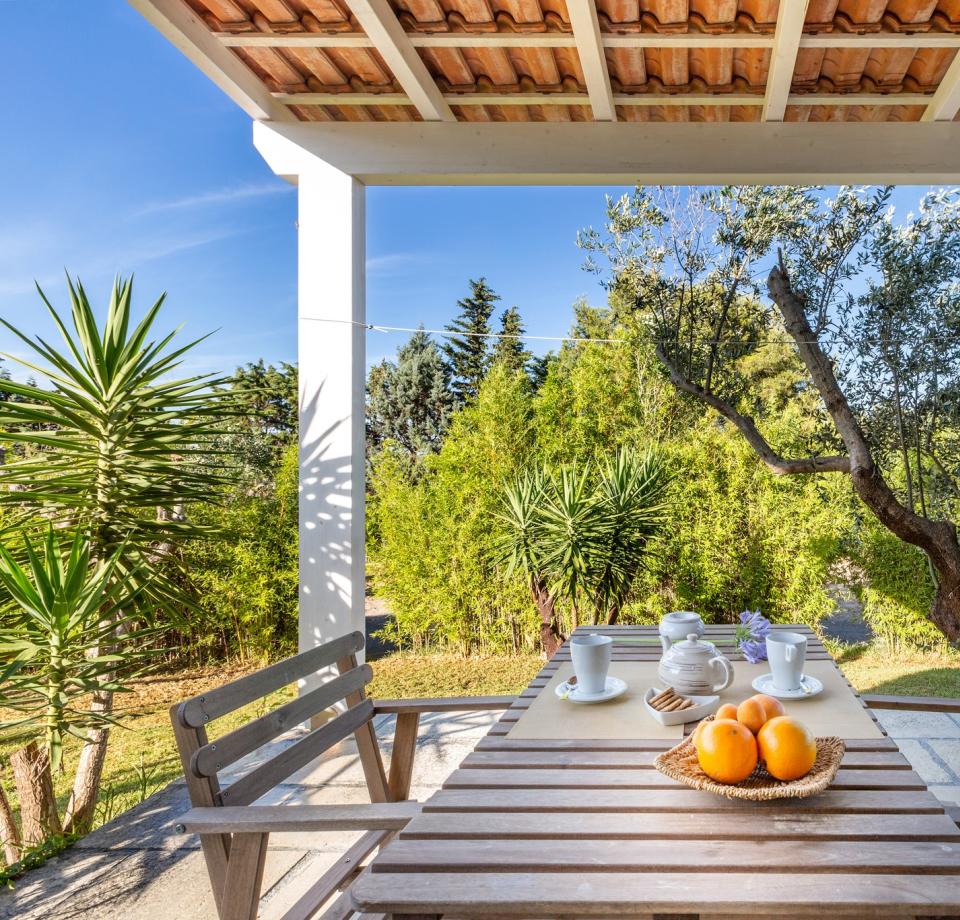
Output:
(273, 91), (929, 108)
(217, 31), (960, 51)
(801, 32), (960, 49)
(254, 120), (960, 186)
(564, 0), (615, 120)
(343, 0), (454, 121)
(127, 0), (294, 121)
(921, 50), (960, 121)
(763, 0), (810, 121)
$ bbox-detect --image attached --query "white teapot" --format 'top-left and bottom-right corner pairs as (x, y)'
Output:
(659, 611), (704, 655)
(658, 633), (734, 696)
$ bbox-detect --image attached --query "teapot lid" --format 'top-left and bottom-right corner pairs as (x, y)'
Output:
(673, 633), (716, 655)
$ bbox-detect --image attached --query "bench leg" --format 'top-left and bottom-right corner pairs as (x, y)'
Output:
(388, 712), (420, 802)
(219, 832), (269, 920)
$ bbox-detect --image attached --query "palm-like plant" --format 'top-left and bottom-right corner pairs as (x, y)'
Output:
(496, 448), (668, 651)
(591, 450), (669, 623)
(0, 529), (154, 771)
(496, 470), (564, 655)
(0, 275), (230, 832)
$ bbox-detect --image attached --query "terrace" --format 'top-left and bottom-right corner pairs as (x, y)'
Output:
(5, 0), (960, 918)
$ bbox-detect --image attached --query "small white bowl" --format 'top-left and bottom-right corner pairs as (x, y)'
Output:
(643, 687), (719, 726)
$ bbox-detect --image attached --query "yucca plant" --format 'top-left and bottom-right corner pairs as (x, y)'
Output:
(590, 449), (669, 623)
(496, 448), (668, 652)
(0, 529), (155, 852)
(496, 469), (564, 656)
(0, 275), (230, 833)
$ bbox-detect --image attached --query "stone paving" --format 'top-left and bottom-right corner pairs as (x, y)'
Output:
(2, 706), (959, 920)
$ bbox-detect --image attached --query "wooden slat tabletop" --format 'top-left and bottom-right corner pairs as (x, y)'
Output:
(352, 625), (960, 919)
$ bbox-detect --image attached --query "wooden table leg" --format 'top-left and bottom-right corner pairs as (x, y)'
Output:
(388, 711), (420, 801)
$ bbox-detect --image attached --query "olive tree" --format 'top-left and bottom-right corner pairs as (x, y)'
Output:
(580, 186), (960, 641)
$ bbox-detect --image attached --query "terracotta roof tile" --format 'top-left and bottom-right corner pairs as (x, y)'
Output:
(184, 0), (958, 122)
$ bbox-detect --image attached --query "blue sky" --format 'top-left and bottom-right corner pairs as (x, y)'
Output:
(0, 1), (941, 382)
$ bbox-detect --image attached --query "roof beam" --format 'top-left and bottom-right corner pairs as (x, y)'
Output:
(763, 0), (810, 121)
(217, 31), (960, 51)
(274, 91), (930, 108)
(342, 0), (454, 121)
(127, 0), (294, 121)
(921, 50), (960, 121)
(565, 0), (616, 121)
(254, 121), (960, 186)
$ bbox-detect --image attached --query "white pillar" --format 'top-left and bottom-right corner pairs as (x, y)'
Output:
(254, 125), (366, 684)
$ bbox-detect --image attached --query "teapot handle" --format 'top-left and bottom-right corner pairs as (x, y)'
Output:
(710, 656), (734, 692)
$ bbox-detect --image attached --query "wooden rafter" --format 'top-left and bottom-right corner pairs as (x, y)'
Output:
(217, 32), (960, 51)
(274, 92), (933, 108)
(555, 0), (614, 120)
(921, 51), (960, 121)
(342, 0), (454, 122)
(763, 0), (810, 121)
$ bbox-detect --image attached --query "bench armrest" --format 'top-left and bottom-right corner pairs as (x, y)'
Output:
(373, 695), (516, 714)
(862, 694), (960, 713)
(174, 802), (420, 835)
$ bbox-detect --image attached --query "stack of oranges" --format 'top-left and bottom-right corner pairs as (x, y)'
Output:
(692, 694), (817, 785)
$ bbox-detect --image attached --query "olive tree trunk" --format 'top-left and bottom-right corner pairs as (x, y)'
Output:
(768, 262), (960, 642)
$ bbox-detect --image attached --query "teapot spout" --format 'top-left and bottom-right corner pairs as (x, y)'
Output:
(660, 635), (672, 655)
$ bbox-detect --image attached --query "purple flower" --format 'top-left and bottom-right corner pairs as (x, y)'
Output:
(739, 638), (767, 664)
(735, 609), (771, 662)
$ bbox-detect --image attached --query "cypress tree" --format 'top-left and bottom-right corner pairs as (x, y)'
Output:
(443, 278), (500, 402)
(366, 328), (453, 462)
(491, 306), (532, 376)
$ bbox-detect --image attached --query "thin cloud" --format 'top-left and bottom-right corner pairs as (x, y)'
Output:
(366, 252), (427, 275)
(134, 182), (293, 216)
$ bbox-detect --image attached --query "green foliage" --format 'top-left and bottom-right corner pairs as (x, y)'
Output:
(369, 365), (536, 652)
(184, 441), (299, 662)
(491, 306), (532, 377)
(366, 328), (454, 463)
(372, 305), (857, 651)
(852, 517), (943, 649)
(443, 278), (500, 403)
(0, 275), (231, 620)
(637, 423), (852, 626)
(0, 529), (156, 769)
(497, 449), (668, 626)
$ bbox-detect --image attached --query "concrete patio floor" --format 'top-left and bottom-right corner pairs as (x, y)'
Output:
(3, 706), (960, 920)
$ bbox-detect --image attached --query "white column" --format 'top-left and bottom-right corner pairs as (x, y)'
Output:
(297, 165), (366, 673)
(254, 125), (366, 686)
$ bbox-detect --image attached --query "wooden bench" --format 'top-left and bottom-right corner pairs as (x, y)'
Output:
(170, 630), (513, 920)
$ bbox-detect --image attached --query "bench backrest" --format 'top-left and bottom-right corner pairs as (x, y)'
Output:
(170, 630), (390, 811)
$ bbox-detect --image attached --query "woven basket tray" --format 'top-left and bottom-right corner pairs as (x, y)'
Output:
(654, 718), (845, 801)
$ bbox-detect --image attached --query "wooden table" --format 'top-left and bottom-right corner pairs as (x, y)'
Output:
(352, 625), (960, 919)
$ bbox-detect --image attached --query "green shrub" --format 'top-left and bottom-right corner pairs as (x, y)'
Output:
(853, 519), (943, 649)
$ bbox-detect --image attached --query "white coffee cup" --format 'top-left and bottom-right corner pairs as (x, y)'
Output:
(765, 631), (807, 691)
(570, 635), (612, 695)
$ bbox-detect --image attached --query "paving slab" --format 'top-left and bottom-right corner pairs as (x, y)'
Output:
(873, 708), (960, 739)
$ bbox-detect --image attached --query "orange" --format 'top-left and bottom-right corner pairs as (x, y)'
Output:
(757, 716), (817, 781)
(692, 718), (712, 748)
(736, 697), (769, 735)
(737, 694), (786, 735)
(696, 718), (758, 784)
(752, 694), (786, 720)
(715, 703), (739, 721)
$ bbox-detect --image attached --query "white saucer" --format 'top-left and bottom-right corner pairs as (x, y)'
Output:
(751, 672), (824, 700)
(555, 676), (627, 704)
